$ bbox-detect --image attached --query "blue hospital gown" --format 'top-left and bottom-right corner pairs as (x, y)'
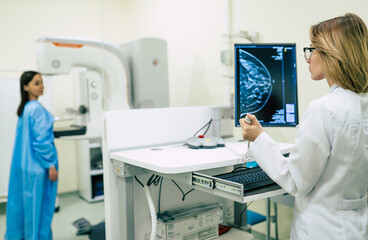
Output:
(5, 100), (58, 240)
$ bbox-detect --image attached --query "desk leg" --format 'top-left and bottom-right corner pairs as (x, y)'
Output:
(274, 202), (279, 240)
(266, 198), (271, 240)
(117, 176), (135, 240)
(234, 202), (250, 231)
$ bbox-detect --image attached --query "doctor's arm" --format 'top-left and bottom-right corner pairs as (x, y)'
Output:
(242, 104), (332, 197)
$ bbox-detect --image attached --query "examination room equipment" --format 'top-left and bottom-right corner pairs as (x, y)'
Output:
(102, 106), (293, 240)
(35, 36), (170, 202)
(101, 42), (300, 239)
(36, 36), (170, 138)
(155, 203), (224, 239)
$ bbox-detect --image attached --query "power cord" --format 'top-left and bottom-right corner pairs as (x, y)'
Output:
(147, 174), (162, 186)
(134, 175), (158, 240)
(158, 177), (163, 213)
(133, 175), (195, 239)
(134, 176), (144, 187)
(144, 185), (157, 240)
(192, 119), (212, 137)
(171, 180), (195, 201)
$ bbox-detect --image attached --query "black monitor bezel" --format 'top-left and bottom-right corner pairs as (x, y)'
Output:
(234, 43), (299, 127)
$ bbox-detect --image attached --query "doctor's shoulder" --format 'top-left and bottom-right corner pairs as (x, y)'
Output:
(313, 88), (358, 111)
(303, 92), (359, 127)
(296, 96), (338, 130)
(302, 97), (333, 120)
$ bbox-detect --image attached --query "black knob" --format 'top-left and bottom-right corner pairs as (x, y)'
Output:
(79, 105), (89, 114)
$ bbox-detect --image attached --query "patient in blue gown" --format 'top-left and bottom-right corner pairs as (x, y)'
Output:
(5, 71), (58, 240)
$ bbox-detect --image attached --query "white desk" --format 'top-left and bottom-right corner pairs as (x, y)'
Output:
(109, 142), (291, 239)
(111, 141), (290, 202)
(102, 107), (293, 240)
(111, 142), (292, 175)
(111, 143), (242, 174)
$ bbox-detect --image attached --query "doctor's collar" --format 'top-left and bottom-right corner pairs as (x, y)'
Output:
(329, 84), (340, 94)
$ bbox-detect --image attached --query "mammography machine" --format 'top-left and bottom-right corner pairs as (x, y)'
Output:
(36, 36), (170, 201)
(36, 36), (170, 138)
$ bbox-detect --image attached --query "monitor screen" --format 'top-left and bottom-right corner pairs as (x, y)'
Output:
(234, 43), (298, 127)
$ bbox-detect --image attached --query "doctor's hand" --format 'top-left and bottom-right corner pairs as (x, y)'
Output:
(48, 166), (58, 182)
(240, 114), (264, 142)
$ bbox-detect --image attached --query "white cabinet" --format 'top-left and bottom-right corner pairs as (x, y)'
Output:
(76, 138), (104, 202)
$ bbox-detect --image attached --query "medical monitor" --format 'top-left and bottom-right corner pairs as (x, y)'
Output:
(235, 43), (298, 127)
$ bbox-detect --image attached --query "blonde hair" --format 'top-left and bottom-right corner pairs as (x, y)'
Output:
(310, 13), (368, 93)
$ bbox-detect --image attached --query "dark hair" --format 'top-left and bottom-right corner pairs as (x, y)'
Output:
(17, 71), (40, 116)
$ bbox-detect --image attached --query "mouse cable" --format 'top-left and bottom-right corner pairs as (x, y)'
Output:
(192, 119), (213, 137)
(231, 166), (249, 173)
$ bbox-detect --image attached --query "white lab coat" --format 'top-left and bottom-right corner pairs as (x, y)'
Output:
(249, 84), (368, 240)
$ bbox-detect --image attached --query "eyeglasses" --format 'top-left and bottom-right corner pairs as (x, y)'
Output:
(303, 47), (316, 61)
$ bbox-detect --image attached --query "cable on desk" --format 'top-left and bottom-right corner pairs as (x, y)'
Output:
(158, 177), (163, 213)
(134, 176), (144, 188)
(147, 174), (162, 186)
(231, 166), (249, 173)
(135, 174), (162, 188)
(171, 179), (195, 201)
(133, 175), (158, 240)
(144, 186), (157, 240)
(135, 175), (164, 211)
(147, 174), (163, 213)
(192, 118), (212, 137)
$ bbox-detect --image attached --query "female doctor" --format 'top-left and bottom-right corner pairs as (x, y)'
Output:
(240, 13), (368, 240)
(5, 71), (58, 240)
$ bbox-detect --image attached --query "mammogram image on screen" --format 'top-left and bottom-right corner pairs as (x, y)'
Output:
(238, 49), (272, 116)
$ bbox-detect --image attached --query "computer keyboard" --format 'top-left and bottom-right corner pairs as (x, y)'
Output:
(215, 167), (278, 192)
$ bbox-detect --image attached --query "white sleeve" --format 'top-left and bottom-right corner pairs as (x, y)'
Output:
(249, 101), (332, 197)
